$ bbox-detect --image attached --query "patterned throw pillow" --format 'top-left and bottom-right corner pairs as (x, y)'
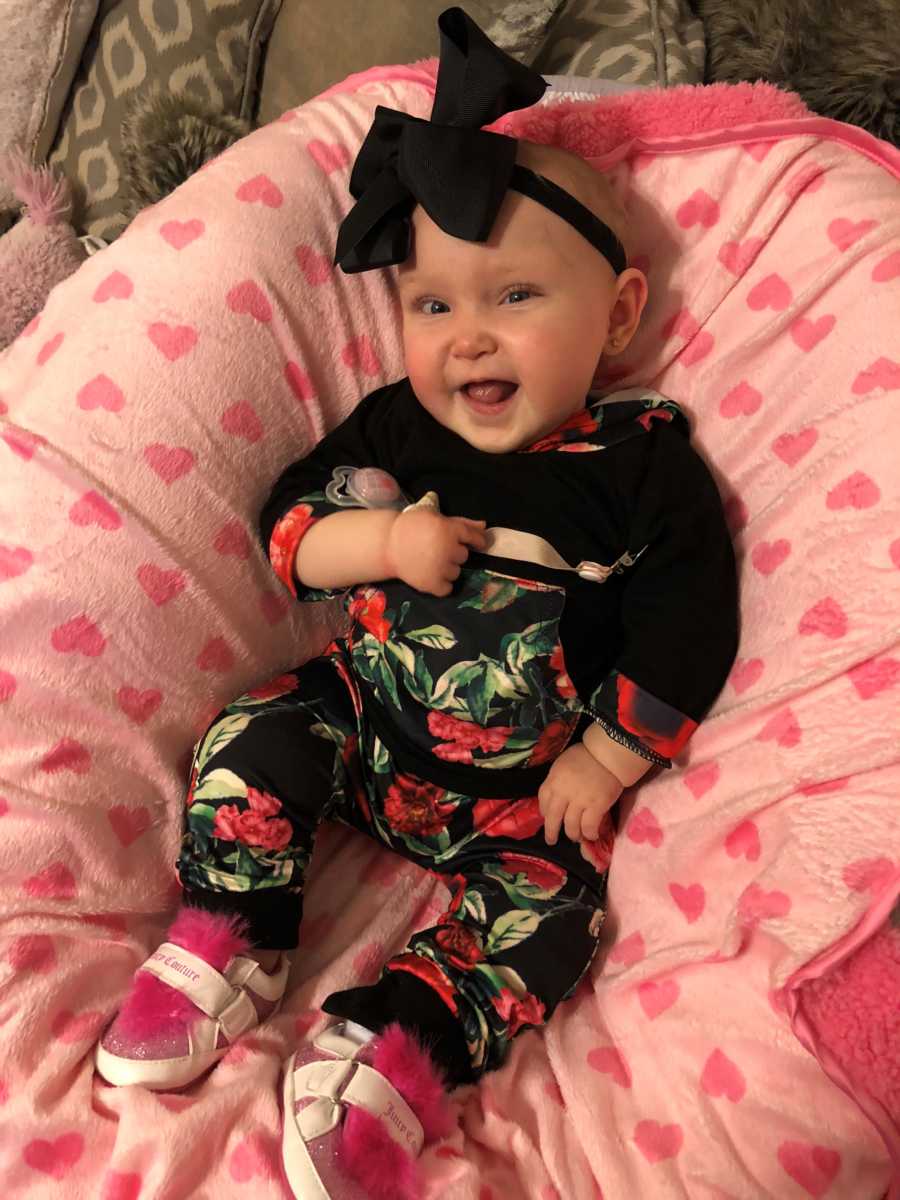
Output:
(49, 0), (281, 240)
(533, 0), (704, 87)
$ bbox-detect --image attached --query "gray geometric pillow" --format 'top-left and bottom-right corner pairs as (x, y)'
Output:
(49, 0), (280, 240)
(532, 0), (705, 87)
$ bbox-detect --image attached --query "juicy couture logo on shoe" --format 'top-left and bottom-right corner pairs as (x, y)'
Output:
(149, 950), (201, 984)
(383, 1100), (417, 1146)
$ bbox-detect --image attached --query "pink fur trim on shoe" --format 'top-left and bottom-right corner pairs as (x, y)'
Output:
(0, 148), (72, 224)
(116, 907), (250, 1038)
(370, 1023), (456, 1142)
(339, 1107), (420, 1200)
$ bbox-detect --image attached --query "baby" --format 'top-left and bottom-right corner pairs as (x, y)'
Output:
(94, 10), (738, 1200)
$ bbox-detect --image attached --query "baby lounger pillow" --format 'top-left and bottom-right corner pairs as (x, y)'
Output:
(1, 60), (898, 1200)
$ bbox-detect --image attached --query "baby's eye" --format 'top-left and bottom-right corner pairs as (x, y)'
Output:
(504, 288), (532, 304)
(420, 299), (449, 315)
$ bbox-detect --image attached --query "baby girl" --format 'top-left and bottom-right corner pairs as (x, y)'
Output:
(94, 9), (738, 1199)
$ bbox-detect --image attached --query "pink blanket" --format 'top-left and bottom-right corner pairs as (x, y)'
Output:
(1, 64), (898, 1200)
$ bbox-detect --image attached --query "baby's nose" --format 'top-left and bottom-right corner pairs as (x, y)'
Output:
(451, 326), (497, 357)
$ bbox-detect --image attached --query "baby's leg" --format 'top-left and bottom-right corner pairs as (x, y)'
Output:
(96, 662), (349, 1089)
(322, 852), (607, 1086)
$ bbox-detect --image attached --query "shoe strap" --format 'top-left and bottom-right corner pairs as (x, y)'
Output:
(141, 942), (257, 1042)
(292, 1054), (424, 1156)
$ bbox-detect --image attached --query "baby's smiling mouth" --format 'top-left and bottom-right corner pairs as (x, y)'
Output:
(461, 380), (518, 405)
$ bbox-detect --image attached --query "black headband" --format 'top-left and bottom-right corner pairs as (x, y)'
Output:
(334, 6), (627, 277)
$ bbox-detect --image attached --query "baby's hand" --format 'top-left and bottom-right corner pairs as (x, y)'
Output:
(539, 743), (623, 845)
(387, 507), (487, 596)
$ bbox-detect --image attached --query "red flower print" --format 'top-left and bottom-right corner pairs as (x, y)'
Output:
(527, 718), (572, 765)
(525, 406), (598, 453)
(340, 733), (371, 823)
(492, 987), (545, 1036)
(348, 587), (392, 642)
(549, 645), (577, 699)
(444, 873), (468, 917)
(472, 797), (544, 839)
(428, 711), (515, 764)
(497, 854), (567, 893)
(246, 786), (282, 816)
(269, 504), (318, 597)
(245, 673), (298, 701)
(636, 408), (673, 432)
(212, 801), (293, 851)
(383, 774), (453, 837)
(186, 762), (199, 807)
(388, 953), (458, 1015)
(331, 648), (363, 717)
(579, 815), (615, 873)
(435, 920), (484, 970)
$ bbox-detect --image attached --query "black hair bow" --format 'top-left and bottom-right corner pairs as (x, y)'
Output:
(334, 7), (547, 273)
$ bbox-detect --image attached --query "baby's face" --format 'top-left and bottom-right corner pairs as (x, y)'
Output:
(398, 186), (643, 454)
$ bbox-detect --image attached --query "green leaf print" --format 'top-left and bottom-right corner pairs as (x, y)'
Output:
(405, 625), (458, 650)
(431, 659), (488, 714)
(386, 639), (418, 677)
(187, 803), (218, 832)
(460, 576), (520, 613)
(374, 656), (402, 710)
(484, 910), (540, 956)
(482, 867), (557, 908)
(191, 768), (248, 804)
(501, 620), (558, 674)
(462, 888), (488, 925)
(194, 715), (250, 775)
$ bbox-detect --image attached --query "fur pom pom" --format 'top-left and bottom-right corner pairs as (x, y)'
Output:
(0, 148), (71, 225)
(340, 1107), (420, 1200)
(116, 906), (250, 1038)
(371, 1023), (456, 1142)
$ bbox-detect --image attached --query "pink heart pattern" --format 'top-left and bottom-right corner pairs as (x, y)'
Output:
(296, 244), (333, 284)
(676, 188), (720, 229)
(52, 1008), (104, 1042)
(827, 217), (877, 251)
(725, 820), (761, 861)
(669, 882), (705, 923)
(729, 658), (764, 694)
(751, 539), (791, 575)
(221, 401), (264, 443)
(37, 332), (64, 365)
(608, 931), (645, 966)
(842, 857), (896, 893)
(852, 356), (900, 394)
(93, 271), (133, 302)
(213, 520), (250, 558)
(77, 374), (125, 412)
(307, 140), (351, 174)
(747, 273), (792, 311)
(107, 804), (152, 847)
(8, 933), (56, 972)
(718, 237), (765, 275)
(144, 443), (195, 483)
(196, 637), (234, 673)
(683, 761), (720, 798)
(633, 1119), (683, 1162)
(738, 883), (792, 926)
(40, 738), (91, 774)
(798, 597), (848, 639)
(720, 381), (763, 418)
(51, 615), (106, 656)
(341, 334), (382, 377)
(626, 808), (663, 848)
(69, 491), (121, 530)
(24, 862), (77, 900)
(790, 315), (835, 352)
(160, 218), (204, 249)
(0, 543), (33, 581)
(773, 427), (818, 466)
(777, 1141), (841, 1198)
(587, 1046), (632, 1088)
(873, 249), (900, 282)
(117, 686), (162, 723)
(826, 471), (880, 509)
(236, 174), (283, 207)
(137, 564), (186, 607)
(638, 978), (679, 1019)
(756, 708), (801, 747)
(226, 280), (272, 323)
(847, 656), (899, 699)
(148, 322), (198, 361)
(101, 1171), (143, 1200)
(285, 361), (316, 404)
(700, 1048), (746, 1102)
(23, 1132), (84, 1179)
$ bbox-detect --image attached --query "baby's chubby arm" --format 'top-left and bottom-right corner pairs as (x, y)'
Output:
(294, 505), (488, 597)
(540, 723), (651, 844)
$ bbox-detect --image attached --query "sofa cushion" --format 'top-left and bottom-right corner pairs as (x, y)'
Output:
(532, 0), (704, 86)
(48, 0), (281, 240)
